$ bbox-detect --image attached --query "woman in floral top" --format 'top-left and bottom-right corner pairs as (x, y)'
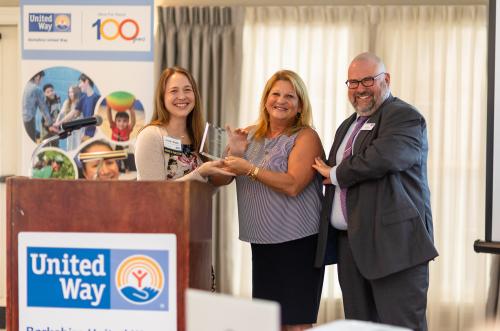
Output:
(135, 66), (231, 181)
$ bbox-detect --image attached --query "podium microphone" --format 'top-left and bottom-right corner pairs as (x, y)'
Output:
(61, 115), (103, 132)
(31, 115), (104, 170)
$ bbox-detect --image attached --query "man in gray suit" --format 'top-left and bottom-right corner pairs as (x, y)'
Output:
(313, 52), (438, 331)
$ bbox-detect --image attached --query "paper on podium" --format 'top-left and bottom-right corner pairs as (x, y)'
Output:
(310, 320), (411, 331)
(186, 289), (280, 331)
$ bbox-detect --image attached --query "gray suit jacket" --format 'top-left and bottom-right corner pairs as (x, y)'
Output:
(315, 95), (438, 279)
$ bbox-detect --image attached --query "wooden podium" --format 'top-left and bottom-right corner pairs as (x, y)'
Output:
(6, 177), (214, 331)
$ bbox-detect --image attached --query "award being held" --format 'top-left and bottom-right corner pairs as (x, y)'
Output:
(200, 122), (228, 160)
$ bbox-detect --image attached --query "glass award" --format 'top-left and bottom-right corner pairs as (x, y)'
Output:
(200, 122), (228, 160)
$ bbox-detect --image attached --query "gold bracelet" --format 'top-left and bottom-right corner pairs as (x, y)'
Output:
(250, 166), (260, 181)
(246, 165), (255, 177)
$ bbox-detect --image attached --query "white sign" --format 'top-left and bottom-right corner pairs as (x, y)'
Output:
(23, 5), (151, 52)
(18, 232), (177, 331)
(20, 0), (154, 180)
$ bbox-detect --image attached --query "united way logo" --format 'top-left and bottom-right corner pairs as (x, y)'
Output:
(26, 247), (169, 311)
(116, 255), (164, 305)
(54, 14), (71, 32)
(28, 13), (71, 32)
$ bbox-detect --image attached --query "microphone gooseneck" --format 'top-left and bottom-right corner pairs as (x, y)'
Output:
(60, 115), (103, 132)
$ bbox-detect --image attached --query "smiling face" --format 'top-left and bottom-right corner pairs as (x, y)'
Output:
(163, 73), (195, 120)
(347, 59), (390, 117)
(82, 144), (120, 180)
(44, 86), (55, 100)
(264, 80), (300, 125)
(115, 116), (129, 130)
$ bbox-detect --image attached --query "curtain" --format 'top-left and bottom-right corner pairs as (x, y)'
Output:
(156, 6), (244, 125)
(237, 5), (490, 331)
(373, 6), (489, 331)
(155, 6), (245, 293)
(486, 256), (500, 318)
(233, 4), (373, 302)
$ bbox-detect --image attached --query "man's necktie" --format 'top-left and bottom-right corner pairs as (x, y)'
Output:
(340, 116), (369, 221)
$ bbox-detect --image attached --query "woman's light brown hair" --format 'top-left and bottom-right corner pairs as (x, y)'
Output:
(149, 66), (204, 152)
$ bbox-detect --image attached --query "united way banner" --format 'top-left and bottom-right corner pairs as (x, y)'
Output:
(19, 232), (177, 330)
(20, 0), (154, 180)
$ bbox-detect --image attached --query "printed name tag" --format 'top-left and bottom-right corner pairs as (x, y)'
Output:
(361, 123), (376, 131)
(163, 136), (183, 151)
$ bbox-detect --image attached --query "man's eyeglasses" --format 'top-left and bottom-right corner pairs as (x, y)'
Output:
(345, 72), (386, 89)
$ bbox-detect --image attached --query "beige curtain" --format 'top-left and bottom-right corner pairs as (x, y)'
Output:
(238, 5), (490, 331)
(486, 256), (500, 318)
(234, 4), (372, 301)
(374, 6), (488, 331)
(155, 6), (244, 291)
(156, 6), (244, 125)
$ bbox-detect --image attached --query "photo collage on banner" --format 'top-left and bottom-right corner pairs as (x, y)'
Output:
(21, 0), (154, 181)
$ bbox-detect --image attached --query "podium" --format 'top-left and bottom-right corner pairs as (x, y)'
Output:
(6, 177), (214, 331)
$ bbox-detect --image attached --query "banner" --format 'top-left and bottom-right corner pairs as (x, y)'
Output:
(19, 232), (177, 330)
(20, 0), (154, 180)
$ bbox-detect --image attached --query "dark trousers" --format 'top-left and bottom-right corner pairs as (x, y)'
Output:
(337, 231), (429, 331)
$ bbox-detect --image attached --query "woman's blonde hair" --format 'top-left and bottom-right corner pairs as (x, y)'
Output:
(149, 66), (204, 152)
(253, 70), (313, 139)
(68, 85), (81, 105)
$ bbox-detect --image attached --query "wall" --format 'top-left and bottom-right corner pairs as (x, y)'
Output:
(0, 7), (19, 330)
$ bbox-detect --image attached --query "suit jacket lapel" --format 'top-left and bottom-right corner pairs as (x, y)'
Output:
(353, 94), (394, 154)
(328, 113), (357, 165)
(321, 113), (356, 238)
(353, 121), (373, 153)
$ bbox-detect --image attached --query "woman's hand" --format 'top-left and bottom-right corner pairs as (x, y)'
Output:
(226, 126), (249, 157)
(197, 160), (236, 177)
(223, 156), (253, 176)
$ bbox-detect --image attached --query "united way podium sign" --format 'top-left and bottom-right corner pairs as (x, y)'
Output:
(18, 233), (177, 330)
(6, 177), (214, 331)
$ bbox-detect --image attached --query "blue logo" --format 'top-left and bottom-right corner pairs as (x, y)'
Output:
(28, 13), (71, 32)
(27, 247), (169, 311)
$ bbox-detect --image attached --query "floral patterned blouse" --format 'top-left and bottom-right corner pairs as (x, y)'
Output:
(135, 125), (203, 181)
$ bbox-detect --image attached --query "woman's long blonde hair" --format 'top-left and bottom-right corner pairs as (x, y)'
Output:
(149, 66), (204, 152)
(61, 85), (81, 115)
(253, 70), (313, 139)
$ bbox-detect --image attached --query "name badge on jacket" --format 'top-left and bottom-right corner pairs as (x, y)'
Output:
(163, 136), (183, 155)
(361, 123), (376, 131)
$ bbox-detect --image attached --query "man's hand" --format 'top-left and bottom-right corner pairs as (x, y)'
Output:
(312, 157), (332, 184)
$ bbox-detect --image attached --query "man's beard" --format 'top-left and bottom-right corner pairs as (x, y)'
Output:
(351, 92), (376, 115)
